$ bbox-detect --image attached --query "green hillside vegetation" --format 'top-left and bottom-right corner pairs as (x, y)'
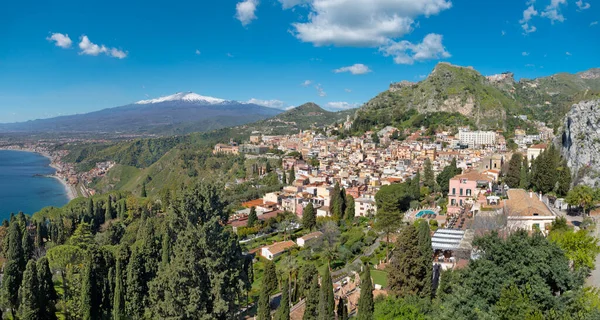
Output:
(354, 63), (600, 135)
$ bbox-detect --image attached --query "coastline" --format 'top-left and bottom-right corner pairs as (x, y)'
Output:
(0, 148), (77, 201)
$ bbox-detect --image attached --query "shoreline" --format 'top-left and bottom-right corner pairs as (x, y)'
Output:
(0, 148), (77, 201)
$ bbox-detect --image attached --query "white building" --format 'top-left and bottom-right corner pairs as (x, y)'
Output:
(296, 231), (323, 247)
(526, 143), (547, 163)
(458, 130), (496, 148)
(504, 189), (556, 234)
(355, 198), (377, 217)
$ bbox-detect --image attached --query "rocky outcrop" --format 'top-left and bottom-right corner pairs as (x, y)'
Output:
(560, 99), (600, 187)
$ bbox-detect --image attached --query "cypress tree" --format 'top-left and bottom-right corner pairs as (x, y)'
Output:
(113, 257), (125, 320)
(557, 161), (572, 197)
(423, 158), (435, 190)
(80, 257), (94, 320)
(357, 264), (374, 320)
(282, 169), (287, 184)
(417, 220), (433, 298)
(519, 157), (530, 189)
(22, 227), (34, 261)
(317, 267), (334, 320)
(2, 222), (25, 320)
(19, 260), (40, 320)
(302, 203), (316, 231)
(257, 279), (272, 320)
(248, 207), (258, 228)
(275, 277), (290, 320)
(37, 257), (58, 320)
(161, 230), (171, 267)
(302, 275), (319, 320)
(345, 194), (355, 222)
(87, 198), (94, 220)
(289, 166), (295, 183)
(141, 182), (147, 198)
(412, 171), (421, 200)
(505, 153), (522, 188)
(263, 259), (278, 294)
(35, 221), (44, 249)
(105, 197), (114, 222)
(126, 248), (146, 319)
(337, 298), (348, 320)
(389, 224), (430, 298)
(331, 183), (342, 220)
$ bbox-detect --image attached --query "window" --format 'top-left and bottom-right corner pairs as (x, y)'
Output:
(460, 188), (463, 196)
(451, 199), (456, 206)
(466, 189), (472, 196)
(459, 200), (463, 206)
(452, 188), (456, 195)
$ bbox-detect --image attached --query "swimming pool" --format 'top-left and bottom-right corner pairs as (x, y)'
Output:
(416, 210), (435, 218)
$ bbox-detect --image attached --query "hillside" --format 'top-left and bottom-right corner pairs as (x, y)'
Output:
(354, 63), (600, 134)
(0, 92), (282, 136)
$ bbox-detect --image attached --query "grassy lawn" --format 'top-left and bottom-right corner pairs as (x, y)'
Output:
(370, 269), (388, 288)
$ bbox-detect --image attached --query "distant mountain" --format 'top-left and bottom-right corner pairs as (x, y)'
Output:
(354, 63), (600, 133)
(0, 92), (283, 136)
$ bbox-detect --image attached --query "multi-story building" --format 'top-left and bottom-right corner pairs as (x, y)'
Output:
(458, 130), (496, 148)
(447, 171), (493, 214)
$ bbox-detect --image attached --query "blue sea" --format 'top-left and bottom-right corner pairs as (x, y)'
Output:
(0, 150), (69, 220)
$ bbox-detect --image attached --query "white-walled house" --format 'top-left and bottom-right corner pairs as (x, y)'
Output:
(504, 189), (555, 234)
(355, 197), (377, 217)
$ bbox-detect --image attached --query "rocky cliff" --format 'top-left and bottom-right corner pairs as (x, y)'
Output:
(560, 99), (600, 187)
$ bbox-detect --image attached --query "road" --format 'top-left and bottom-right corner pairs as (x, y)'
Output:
(586, 217), (600, 287)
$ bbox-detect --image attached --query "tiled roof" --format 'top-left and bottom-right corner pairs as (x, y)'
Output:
(505, 189), (553, 217)
(264, 240), (296, 255)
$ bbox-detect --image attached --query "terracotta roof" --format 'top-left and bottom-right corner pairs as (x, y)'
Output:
(451, 170), (493, 182)
(529, 143), (547, 149)
(242, 199), (264, 208)
(505, 189), (553, 217)
(299, 231), (323, 241)
(264, 240), (296, 255)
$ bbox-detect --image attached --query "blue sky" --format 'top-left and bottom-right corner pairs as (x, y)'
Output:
(0, 0), (598, 122)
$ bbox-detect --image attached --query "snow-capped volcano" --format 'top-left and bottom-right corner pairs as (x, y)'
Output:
(135, 92), (226, 105)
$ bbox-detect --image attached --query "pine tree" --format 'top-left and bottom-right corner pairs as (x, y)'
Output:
(302, 203), (316, 231)
(248, 207), (258, 228)
(303, 275), (319, 320)
(317, 267), (334, 320)
(19, 260), (40, 320)
(357, 264), (374, 320)
(275, 277), (290, 320)
(113, 257), (125, 320)
(257, 280), (272, 320)
(2, 222), (25, 320)
(423, 158), (435, 190)
(37, 257), (58, 320)
(263, 259), (278, 294)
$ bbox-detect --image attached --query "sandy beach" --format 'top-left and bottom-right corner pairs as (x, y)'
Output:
(0, 147), (77, 201)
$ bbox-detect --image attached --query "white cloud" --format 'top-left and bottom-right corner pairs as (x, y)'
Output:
(576, 0), (591, 10)
(227, 53), (234, 58)
(501, 30), (506, 36)
(247, 98), (288, 109)
(195, 49), (201, 55)
(315, 84), (326, 97)
(345, 88), (352, 93)
(326, 102), (360, 110)
(236, 0), (259, 26)
(287, 0), (452, 47)
(78, 35), (127, 59)
(301, 80), (313, 87)
(590, 21), (598, 26)
(541, 0), (567, 23)
(278, 0), (309, 9)
(525, 63), (535, 67)
(333, 63), (372, 75)
(566, 51), (572, 56)
(46, 33), (72, 48)
(380, 33), (450, 65)
(520, 5), (538, 34)
(522, 51), (530, 56)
